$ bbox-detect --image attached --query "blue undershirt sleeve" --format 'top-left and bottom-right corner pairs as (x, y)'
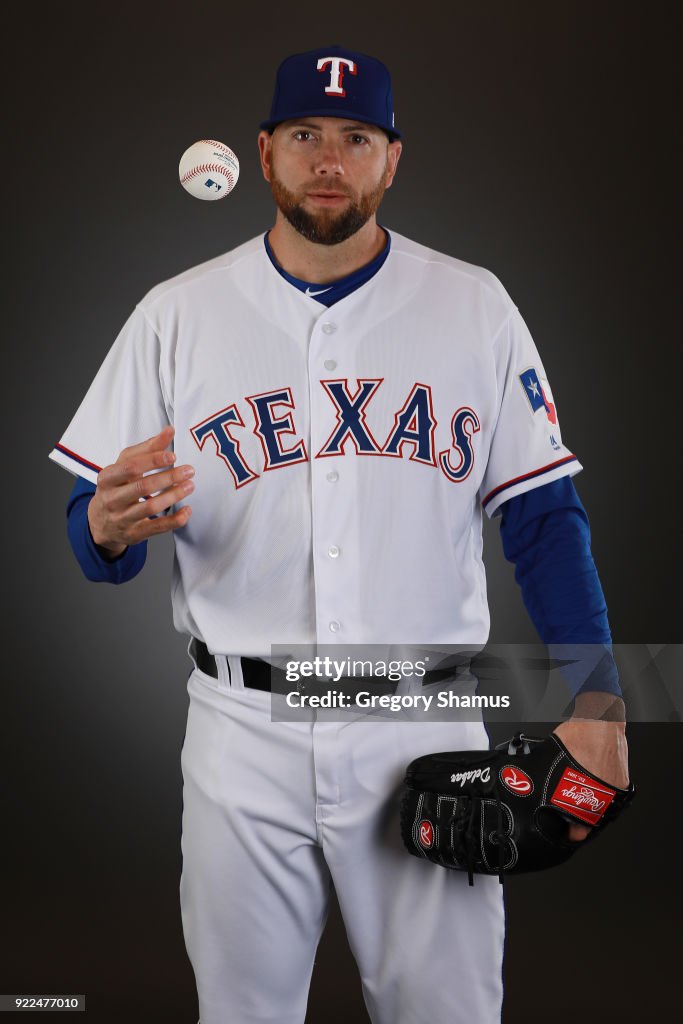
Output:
(66, 477), (147, 584)
(499, 477), (622, 697)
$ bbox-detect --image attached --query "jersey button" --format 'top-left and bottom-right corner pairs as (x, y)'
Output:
(324, 359), (337, 371)
(328, 545), (340, 558)
(326, 471), (339, 483)
(329, 620), (341, 633)
(322, 322), (337, 335)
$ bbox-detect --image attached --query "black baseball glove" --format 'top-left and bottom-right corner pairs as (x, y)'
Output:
(400, 732), (635, 884)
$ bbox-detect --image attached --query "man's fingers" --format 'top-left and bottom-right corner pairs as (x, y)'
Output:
(568, 822), (591, 842)
(104, 465), (195, 511)
(129, 504), (192, 542)
(88, 427), (193, 549)
(119, 426), (175, 459)
(99, 449), (179, 488)
(121, 477), (195, 523)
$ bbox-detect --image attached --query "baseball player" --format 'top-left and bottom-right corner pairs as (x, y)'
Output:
(50, 45), (629, 1024)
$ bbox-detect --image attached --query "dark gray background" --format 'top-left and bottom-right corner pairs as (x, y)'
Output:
(4, 2), (680, 1021)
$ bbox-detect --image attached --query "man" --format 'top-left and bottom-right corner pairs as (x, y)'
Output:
(50, 45), (629, 1024)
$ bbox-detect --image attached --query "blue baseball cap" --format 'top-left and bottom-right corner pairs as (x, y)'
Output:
(260, 44), (401, 141)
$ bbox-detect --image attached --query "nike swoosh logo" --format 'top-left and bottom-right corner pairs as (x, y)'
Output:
(305, 286), (332, 297)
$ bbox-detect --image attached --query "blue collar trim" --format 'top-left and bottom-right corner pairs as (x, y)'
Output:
(263, 228), (391, 306)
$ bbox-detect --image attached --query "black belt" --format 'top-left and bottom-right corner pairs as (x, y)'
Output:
(190, 638), (457, 693)
(190, 637), (279, 692)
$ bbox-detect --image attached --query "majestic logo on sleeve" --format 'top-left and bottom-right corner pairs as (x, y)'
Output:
(520, 367), (557, 425)
(317, 56), (357, 96)
(191, 379), (482, 490)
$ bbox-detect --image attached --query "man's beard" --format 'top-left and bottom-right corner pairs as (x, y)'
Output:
(269, 163), (388, 246)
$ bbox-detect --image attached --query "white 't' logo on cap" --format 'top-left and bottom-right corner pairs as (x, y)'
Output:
(317, 56), (357, 97)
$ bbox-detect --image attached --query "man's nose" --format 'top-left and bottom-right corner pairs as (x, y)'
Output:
(312, 137), (344, 175)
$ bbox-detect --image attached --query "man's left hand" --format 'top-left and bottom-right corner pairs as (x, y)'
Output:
(552, 712), (630, 842)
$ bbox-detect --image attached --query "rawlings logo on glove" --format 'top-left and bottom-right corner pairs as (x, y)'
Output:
(399, 732), (635, 884)
(500, 766), (533, 794)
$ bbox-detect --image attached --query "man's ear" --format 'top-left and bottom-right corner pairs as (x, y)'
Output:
(385, 140), (403, 188)
(258, 130), (274, 183)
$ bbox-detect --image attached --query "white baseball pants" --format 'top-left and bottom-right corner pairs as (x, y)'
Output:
(180, 666), (505, 1024)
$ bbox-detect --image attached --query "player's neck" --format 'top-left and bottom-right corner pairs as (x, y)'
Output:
(267, 215), (386, 285)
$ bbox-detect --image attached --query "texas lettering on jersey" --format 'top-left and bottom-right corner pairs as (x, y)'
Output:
(190, 379), (481, 490)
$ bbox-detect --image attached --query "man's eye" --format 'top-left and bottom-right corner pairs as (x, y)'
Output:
(294, 131), (314, 141)
(349, 135), (368, 145)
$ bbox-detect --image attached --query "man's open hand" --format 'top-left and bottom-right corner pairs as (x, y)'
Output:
(87, 426), (194, 557)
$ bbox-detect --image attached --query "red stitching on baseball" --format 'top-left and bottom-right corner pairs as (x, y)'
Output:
(200, 140), (236, 156)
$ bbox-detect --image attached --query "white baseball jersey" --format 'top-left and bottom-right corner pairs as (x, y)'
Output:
(49, 230), (581, 656)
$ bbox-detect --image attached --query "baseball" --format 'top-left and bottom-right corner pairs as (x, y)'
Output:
(179, 139), (240, 201)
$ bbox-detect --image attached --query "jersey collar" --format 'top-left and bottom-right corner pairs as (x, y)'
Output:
(262, 228), (391, 307)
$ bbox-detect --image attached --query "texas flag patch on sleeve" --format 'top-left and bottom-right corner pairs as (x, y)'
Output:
(519, 367), (557, 425)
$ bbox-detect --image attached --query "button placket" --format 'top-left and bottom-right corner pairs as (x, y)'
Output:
(309, 313), (351, 644)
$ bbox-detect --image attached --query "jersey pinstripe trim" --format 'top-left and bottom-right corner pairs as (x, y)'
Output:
(482, 455), (580, 512)
(54, 444), (101, 472)
(48, 444), (102, 484)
